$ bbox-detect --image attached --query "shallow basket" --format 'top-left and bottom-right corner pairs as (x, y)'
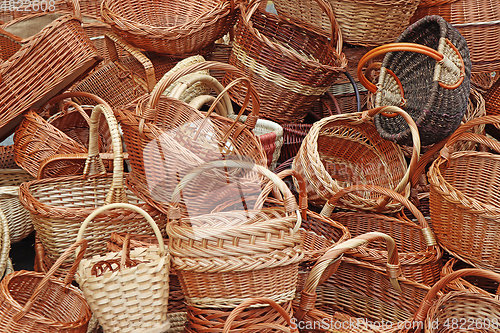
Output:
(166, 160), (303, 309)
(357, 15), (472, 147)
(273, 0), (422, 46)
(224, 0), (346, 124)
(100, 0), (238, 56)
(428, 115), (500, 273)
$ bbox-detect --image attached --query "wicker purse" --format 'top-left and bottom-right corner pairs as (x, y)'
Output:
(292, 105), (420, 213)
(116, 61), (267, 216)
(225, 0), (346, 124)
(357, 15), (471, 147)
(100, 0), (237, 56)
(0, 239), (91, 333)
(0, 0), (101, 142)
(75, 203), (170, 333)
(273, 0), (421, 47)
(166, 159), (303, 309)
(428, 115), (500, 274)
(19, 104), (167, 278)
(14, 92), (112, 178)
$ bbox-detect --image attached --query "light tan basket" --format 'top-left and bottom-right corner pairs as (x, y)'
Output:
(76, 203), (170, 333)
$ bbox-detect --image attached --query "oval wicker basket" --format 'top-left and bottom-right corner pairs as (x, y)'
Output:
(100, 0), (237, 56)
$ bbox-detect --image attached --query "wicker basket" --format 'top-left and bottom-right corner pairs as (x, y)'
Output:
(75, 203), (170, 333)
(292, 105), (420, 213)
(0, 239), (91, 333)
(273, 0), (421, 47)
(225, 0), (346, 124)
(441, 258), (500, 297)
(19, 104), (167, 279)
(411, 0), (500, 73)
(0, 1), (101, 142)
(116, 61), (267, 216)
(0, 144), (16, 169)
(357, 15), (471, 147)
(166, 159), (303, 309)
(472, 71), (499, 92)
(428, 115), (500, 274)
(320, 184), (442, 286)
(100, 0), (237, 56)
(0, 169), (34, 243)
(0, 209), (10, 280)
(485, 75), (500, 117)
(14, 92), (112, 178)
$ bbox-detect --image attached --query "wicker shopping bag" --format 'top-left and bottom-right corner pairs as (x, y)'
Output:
(357, 15), (471, 147)
(292, 105), (420, 212)
(166, 159), (303, 309)
(75, 203), (170, 333)
(0, 239), (91, 333)
(273, 0), (421, 46)
(100, 0), (237, 56)
(116, 61), (267, 216)
(225, 0), (346, 124)
(428, 115), (500, 274)
(0, 0), (101, 142)
(14, 92), (113, 178)
(19, 104), (167, 279)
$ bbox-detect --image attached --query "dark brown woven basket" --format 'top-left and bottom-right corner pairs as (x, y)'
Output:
(0, 145), (17, 169)
(358, 15), (472, 147)
(225, 0), (346, 124)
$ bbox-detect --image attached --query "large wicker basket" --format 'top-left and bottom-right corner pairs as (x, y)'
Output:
(19, 104), (167, 279)
(166, 159), (303, 309)
(225, 0), (346, 124)
(273, 0), (422, 46)
(100, 0), (238, 56)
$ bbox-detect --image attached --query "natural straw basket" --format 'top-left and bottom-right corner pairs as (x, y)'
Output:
(273, 0), (421, 47)
(0, 169), (34, 243)
(116, 61), (267, 216)
(0, 1), (101, 142)
(411, 0), (500, 73)
(166, 159), (303, 309)
(0, 239), (91, 333)
(357, 15), (471, 147)
(75, 203), (170, 333)
(100, 0), (238, 56)
(19, 104), (167, 279)
(294, 232), (405, 327)
(225, 0), (346, 124)
(292, 105), (420, 213)
(428, 115), (500, 274)
(320, 185), (442, 286)
(14, 92), (112, 178)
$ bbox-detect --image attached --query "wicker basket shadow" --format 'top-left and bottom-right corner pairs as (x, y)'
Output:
(358, 15), (472, 147)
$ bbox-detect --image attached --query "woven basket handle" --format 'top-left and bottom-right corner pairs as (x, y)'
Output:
(256, 169), (308, 221)
(66, 0), (81, 20)
(246, 0), (342, 55)
(295, 232), (401, 321)
(189, 95), (228, 116)
(0, 210), (10, 283)
(37, 152), (122, 179)
(141, 61), (259, 131)
(105, 33), (156, 92)
(363, 106), (421, 208)
(410, 136), (449, 188)
(222, 297), (298, 333)
(411, 268), (500, 324)
(358, 41), (465, 112)
(13, 239), (88, 322)
(441, 115), (500, 156)
(168, 159), (301, 224)
(168, 73), (234, 117)
(322, 185), (438, 249)
(76, 203), (166, 256)
(43, 91), (112, 111)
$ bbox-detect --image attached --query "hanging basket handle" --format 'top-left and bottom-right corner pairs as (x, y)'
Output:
(222, 297), (299, 333)
(140, 61), (260, 133)
(246, 0), (343, 56)
(12, 239), (88, 322)
(411, 268), (500, 324)
(294, 232), (401, 321)
(76, 203), (166, 257)
(358, 41), (465, 115)
(321, 184), (437, 247)
(168, 159), (301, 230)
(43, 91), (112, 112)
